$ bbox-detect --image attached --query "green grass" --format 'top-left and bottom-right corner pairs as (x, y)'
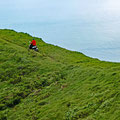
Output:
(0, 29), (120, 120)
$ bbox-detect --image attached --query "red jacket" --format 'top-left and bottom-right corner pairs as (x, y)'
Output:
(31, 40), (36, 46)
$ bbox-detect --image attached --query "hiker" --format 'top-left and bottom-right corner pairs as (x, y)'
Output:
(29, 39), (38, 51)
(29, 39), (36, 49)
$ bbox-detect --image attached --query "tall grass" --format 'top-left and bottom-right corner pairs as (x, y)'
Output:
(0, 29), (120, 120)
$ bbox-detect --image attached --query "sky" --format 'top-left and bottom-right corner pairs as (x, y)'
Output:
(0, 0), (79, 23)
(0, 0), (114, 23)
(1, 0), (120, 23)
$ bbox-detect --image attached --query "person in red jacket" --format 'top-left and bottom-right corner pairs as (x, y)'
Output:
(29, 39), (36, 49)
(29, 38), (38, 51)
(31, 39), (36, 46)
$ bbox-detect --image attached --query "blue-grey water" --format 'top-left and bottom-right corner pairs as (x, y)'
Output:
(1, 0), (120, 62)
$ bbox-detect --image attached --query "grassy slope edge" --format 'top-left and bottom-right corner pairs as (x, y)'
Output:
(0, 29), (120, 120)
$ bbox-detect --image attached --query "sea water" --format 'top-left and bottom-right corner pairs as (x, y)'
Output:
(1, 0), (120, 62)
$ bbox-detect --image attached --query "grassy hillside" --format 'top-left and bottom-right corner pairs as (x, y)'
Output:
(0, 29), (120, 120)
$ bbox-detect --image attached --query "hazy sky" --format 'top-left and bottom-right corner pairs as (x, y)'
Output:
(1, 0), (120, 23)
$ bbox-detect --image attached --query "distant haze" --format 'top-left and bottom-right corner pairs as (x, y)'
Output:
(1, 0), (120, 62)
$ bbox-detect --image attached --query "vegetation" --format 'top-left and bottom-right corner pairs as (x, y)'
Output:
(0, 29), (120, 120)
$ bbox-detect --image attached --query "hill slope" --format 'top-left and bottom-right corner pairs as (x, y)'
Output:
(0, 29), (120, 120)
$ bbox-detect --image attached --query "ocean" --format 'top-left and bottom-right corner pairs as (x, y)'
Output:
(1, 0), (120, 62)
